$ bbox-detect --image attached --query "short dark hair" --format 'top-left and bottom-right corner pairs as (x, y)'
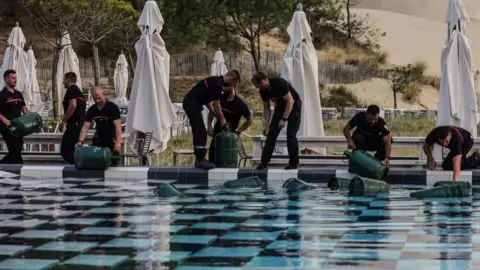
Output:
(3, 70), (16, 79)
(366, 105), (380, 115)
(251, 72), (267, 84)
(225, 70), (240, 84)
(437, 126), (450, 139)
(64, 72), (77, 83)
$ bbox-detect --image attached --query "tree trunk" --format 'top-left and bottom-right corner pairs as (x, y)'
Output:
(346, 0), (352, 40)
(249, 37), (261, 72)
(393, 91), (397, 109)
(92, 43), (101, 86)
(257, 35), (261, 63)
(51, 46), (60, 118)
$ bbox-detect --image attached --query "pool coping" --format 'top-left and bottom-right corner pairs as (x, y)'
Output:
(2, 165), (480, 186)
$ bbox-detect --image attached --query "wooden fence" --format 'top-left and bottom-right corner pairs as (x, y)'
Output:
(35, 51), (383, 84)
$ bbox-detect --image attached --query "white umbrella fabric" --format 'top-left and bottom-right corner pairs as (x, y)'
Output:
(27, 47), (43, 109)
(210, 49), (228, 76)
(280, 3), (325, 154)
(56, 32), (82, 115)
(0, 22), (30, 101)
(429, 0), (479, 160)
(126, 0), (177, 153)
(114, 53), (129, 104)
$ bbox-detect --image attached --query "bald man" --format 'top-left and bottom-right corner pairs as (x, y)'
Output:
(76, 87), (122, 153)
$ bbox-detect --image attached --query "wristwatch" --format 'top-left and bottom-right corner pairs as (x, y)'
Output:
(282, 117), (288, 121)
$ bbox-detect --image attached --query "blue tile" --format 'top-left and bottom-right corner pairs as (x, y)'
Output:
(175, 267), (241, 270)
(207, 195), (246, 201)
(263, 209), (308, 216)
(133, 225), (187, 233)
(51, 218), (105, 226)
(300, 215), (359, 222)
(62, 255), (128, 267)
(396, 260), (471, 270)
(171, 197), (203, 203)
(231, 202), (272, 208)
(244, 256), (324, 268)
(221, 188), (262, 194)
(312, 205), (368, 211)
(341, 233), (407, 243)
(75, 227), (130, 236)
(288, 226), (349, 234)
(410, 228), (473, 235)
(11, 230), (71, 239)
(101, 238), (156, 249)
(183, 189), (220, 195)
(62, 200), (109, 207)
(329, 249), (401, 260)
(248, 194), (287, 200)
(403, 242), (472, 252)
(89, 207), (133, 214)
(114, 215), (157, 224)
(360, 209), (419, 217)
(170, 235), (217, 245)
(266, 240), (337, 250)
(0, 259), (58, 270)
(191, 222), (237, 230)
(242, 219), (297, 228)
(0, 245), (32, 256)
(35, 241), (98, 253)
(0, 219), (47, 228)
(184, 204), (228, 210)
(214, 211), (258, 218)
(171, 214), (209, 221)
(193, 247), (261, 258)
(221, 231), (281, 241)
(133, 251), (191, 262)
(272, 201), (318, 207)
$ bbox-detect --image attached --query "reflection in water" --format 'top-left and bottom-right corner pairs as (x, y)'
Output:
(0, 178), (476, 269)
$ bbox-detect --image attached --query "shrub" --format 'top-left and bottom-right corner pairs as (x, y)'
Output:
(345, 58), (361, 66)
(322, 85), (366, 108)
(403, 83), (422, 103)
(421, 75), (441, 90)
(411, 60), (428, 80)
(375, 51), (388, 65)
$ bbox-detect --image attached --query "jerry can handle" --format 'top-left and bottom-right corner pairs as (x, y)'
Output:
(342, 149), (350, 164)
(222, 123), (230, 132)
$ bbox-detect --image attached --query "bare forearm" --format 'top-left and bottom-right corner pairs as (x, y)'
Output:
(0, 114), (8, 123)
(214, 104), (225, 121)
(385, 142), (392, 157)
(78, 126), (89, 142)
(115, 127), (122, 144)
(453, 155), (461, 181)
(282, 100), (294, 119)
(343, 127), (352, 139)
(207, 111), (214, 127)
(237, 118), (253, 133)
(423, 144), (434, 160)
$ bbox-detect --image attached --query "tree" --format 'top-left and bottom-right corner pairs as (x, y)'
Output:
(213, 0), (293, 72)
(19, 0), (79, 117)
(72, 0), (136, 86)
(387, 64), (418, 109)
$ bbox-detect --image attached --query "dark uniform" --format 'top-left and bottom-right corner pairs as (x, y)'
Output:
(86, 100), (121, 152)
(260, 77), (302, 167)
(425, 126), (478, 170)
(208, 94), (251, 163)
(183, 76), (224, 160)
(60, 85), (87, 163)
(348, 111), (391, 160)
(0, 88), (26, 164)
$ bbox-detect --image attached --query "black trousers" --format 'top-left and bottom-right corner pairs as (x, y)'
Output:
(442, 138), (476, 170)
(0, 126), (23, 164)
(261, 102), (302, 166)
(60, 122), (83, 164)
(183, 97), (207, 159)
(352, 131), (390, 160)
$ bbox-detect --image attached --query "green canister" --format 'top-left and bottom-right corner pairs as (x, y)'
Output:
(348, 176), (390, 195)
(223, 176), (263, 188)
(74, 146), (112, 170)
(9, 112), (43, 138)
(344, 150), (389, 180)
(214, 124), (238, 168)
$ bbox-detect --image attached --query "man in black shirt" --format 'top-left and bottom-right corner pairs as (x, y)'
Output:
(59, 72), (87, 164)
(343, 105), (392, 166)
(251, 72), (302, 170)
(423, 125), (480, 182)
(0, 70), (30, 164)
(76, 87), (122, 154)
(183, 70), (239, 169)
(206, 74), (252, 163)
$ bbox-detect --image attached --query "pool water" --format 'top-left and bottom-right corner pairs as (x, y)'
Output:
(0, 177), (477, 270)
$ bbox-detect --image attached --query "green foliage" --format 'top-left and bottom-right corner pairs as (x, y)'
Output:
(387, 64), (420, 108)
(403, 83), (422, 103)
(321, 85), (365, 108)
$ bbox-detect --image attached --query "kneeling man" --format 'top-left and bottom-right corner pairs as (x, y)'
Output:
(423, 125), (480, 182)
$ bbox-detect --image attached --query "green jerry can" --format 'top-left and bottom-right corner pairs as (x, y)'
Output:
(223, 176), (263, 188)
(327, 177), (352, 190)
(214, 124), (238, 168)
(410, 181), (472, 199)
(348, 176), (390, 195)
(282, 178), (317, 192)
(344, 150), (389, 180)
(154, 183), (184, 198)
(74, 146), (112, 170)
(9, 112), (43, 138)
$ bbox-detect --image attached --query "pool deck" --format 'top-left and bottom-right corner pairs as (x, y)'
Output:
(2, 165), (480, 186)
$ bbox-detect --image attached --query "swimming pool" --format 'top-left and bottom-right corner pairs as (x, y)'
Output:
(0, 176), (476, 270)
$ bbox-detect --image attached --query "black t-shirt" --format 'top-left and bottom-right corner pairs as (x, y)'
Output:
(259, 77), (301, 113)
(0, 88), (26, 121)
(185, 76), (224, 105)
(425, 126), (472, 156)
(62, 85), (86, 123)
(86, 100), (121, 139)
(348, 111), (390, 137)
(213, 94), (251, 133)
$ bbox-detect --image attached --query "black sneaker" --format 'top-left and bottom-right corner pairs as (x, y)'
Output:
(256, 163), (267, 170)
(285, 164), (297, 170)
(195, 159), (215, 170)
